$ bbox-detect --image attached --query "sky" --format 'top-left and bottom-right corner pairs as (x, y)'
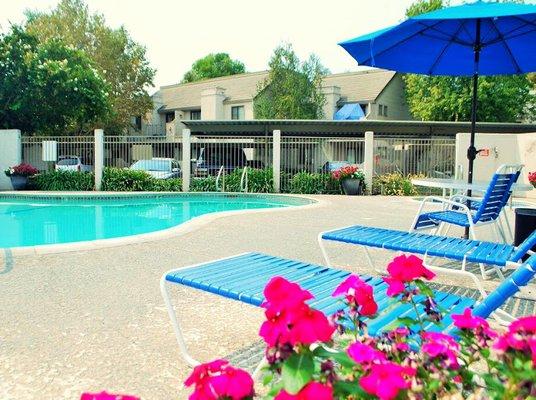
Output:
(2, 0), (464, 90)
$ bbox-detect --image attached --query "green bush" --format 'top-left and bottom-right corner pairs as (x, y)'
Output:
(101, 168), (156, 191)
(289, 172), (342, 194)
(190, 176), (217, 192)
(372, 173), (419, 196)
(151, 178), (182, 192)
(222, 168), (274, 193)
(32, 170), (94, 191)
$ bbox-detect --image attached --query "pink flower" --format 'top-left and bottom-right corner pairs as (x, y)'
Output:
(80, 392), (139, 400)
(259, 307), (292, 347)
(359, 362), (416, 400)
(260, 277), (335, 346)
(422, 332), (460, 369)
(288, 304), (336, 345)
(347, 342), (387, 365)
(383, 255), (435, 297)
(210, 366), (255, 400)
(275, 381), (333, 400)
(184, 360), (254, 400)
(332, 275), (378, 316)
(494, 316), (536, 366)
(453, 308), (488, 330)
(263, 276), (313, 311)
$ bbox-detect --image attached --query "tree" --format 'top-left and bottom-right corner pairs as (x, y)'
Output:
(182, 53), (245, 83)
(25, 0), (155, 133)
(403, 0), (534, 122)
(254, 44), (328, 119)
(0, 26), (111, 135)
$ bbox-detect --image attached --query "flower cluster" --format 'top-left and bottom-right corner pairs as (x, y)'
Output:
(260, 276), (335, 356)
(185, 255), (536, 400)
(4, 163), (39, 177)
(331, 165), (364, 182)
(529, 171), (536, 187)
(184, 359), (254, 400)
(80, 392), (139, 400)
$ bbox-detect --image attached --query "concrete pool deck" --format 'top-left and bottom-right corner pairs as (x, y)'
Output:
(1, 195), (535, 399)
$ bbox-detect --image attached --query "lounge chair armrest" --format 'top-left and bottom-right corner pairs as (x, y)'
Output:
(418, 195), (472, 214)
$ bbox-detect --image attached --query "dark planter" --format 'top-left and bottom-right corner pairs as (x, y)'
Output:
(341, 178), (363, 196)
(10, 175), (28, 190)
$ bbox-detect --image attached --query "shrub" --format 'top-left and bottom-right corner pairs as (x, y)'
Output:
(32, 170), (94, 191)
(150, 178), (182, 192)
(222, 168), (274, 193)
(372, 173), (419, 196)
(5, 163), (39, 177)
(186, 255), (536, 400)
(289, 172), (342, 194)
(190, 176), (217, 192)
(101, 168), (156, 191)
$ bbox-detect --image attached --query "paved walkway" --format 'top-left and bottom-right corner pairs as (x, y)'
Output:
(0, 195), (534, 399)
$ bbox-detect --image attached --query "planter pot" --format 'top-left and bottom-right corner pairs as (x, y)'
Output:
(10, 175), (28, 190)
(341, 178), (363, 196)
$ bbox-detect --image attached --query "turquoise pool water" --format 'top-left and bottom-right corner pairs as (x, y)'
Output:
(0, 194), (311, 248)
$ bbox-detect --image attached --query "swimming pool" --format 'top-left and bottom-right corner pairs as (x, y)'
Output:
(0, 193), (313, 249)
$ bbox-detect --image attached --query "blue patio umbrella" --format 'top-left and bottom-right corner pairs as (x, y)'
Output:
(339, 1), (536, 186)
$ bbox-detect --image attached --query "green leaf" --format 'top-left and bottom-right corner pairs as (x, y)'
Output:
(397, 316), (418, 327)
(281, 352), (314, 394)
(415, 280), (434, 297)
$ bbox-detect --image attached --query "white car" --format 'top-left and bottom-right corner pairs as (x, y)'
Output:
(130, 158), (181, 179)
(55, 156), (92, 172)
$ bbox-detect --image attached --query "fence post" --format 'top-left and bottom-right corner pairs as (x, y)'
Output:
(182, 129), (191, 192)
(364, 131), (374, 194)
(94, 129), (104, 191)
(272, 130), (281, 193)
(0, 129), (22, 191)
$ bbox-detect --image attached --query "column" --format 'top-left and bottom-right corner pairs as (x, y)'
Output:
(273, 130), (281, 193)
(94, 129), (104, 191)
(0, 130), (22, 191)
(364, 131), (374, 194)
(182, 129), (191, 192)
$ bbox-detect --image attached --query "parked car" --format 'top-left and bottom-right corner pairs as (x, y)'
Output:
(130, 158), (181, 179)
(194, 146), (255, 177)
(319, 161), (362, 173)
(55, 156), (92, 172)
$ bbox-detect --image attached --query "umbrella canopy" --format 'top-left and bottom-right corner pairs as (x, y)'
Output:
(338, 1), (536, 193)
(340, 1), (536, 76)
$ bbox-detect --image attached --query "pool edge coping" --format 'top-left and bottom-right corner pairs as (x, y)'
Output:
(1, 191), (326, 256)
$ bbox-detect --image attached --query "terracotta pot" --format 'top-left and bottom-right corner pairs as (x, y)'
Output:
(10, 175), (28, 190)
(341, 178), (363, 195)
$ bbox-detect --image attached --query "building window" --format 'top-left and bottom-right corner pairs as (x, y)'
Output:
(165, 112), (175, 123)
(378, 104), (388, 117)
(231, 105), (245, 120)
(360, 103), (368, 115)
(134, 116), (142, 130)
(190, 110), (201, 120)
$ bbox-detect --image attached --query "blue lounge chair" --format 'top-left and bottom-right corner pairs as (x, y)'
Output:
(319, 224), (536, 293)
(160, 252), (536, 369)
(411, 164), (522, 242)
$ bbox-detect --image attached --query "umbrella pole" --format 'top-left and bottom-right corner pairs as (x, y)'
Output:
(465, 19), (481, 239)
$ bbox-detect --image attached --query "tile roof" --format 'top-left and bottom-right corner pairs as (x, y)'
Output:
(156, 69), (396, 111)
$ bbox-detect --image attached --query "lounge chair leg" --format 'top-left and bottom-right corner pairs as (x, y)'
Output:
(492, 308), (515, 326)
(362, 247), (382, 275)
(160, 276), (200, 367)
(252, 358), (268, 380)
(424, 261), (487, 300)
(318, 233), (332, 267)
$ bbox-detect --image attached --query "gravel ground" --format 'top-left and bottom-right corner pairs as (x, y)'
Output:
(0, 195), (534, 399)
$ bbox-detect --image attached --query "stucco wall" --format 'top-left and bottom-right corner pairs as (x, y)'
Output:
(456, 132), (536, 199)
(0, 130), (22, 191)
(372, 75), (412, 120)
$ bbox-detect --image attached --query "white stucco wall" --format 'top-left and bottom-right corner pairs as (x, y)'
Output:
(223, 101), (254, 120)
(456, 132), (536, 199)
(0, 129), (22, 191)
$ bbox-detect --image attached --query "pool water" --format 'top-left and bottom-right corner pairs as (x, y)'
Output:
(0, 194), (311, 248)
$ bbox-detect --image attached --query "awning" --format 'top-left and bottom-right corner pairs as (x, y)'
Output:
(334, 103), (365, 120)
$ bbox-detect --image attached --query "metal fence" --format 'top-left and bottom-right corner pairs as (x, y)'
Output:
(104, 136), (182, 168)
(373, 138), (456, 178)
(21, 134), (456, 189)
(21, 136), (95, 171)
(280, 136), (365, 191)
